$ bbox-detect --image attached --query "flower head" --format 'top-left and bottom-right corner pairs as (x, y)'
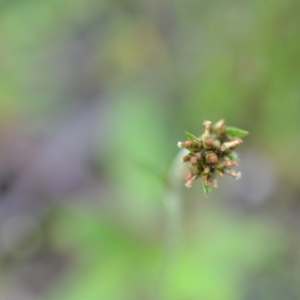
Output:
(177, 120), (249, 196)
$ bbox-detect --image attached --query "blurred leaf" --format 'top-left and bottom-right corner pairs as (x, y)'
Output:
(202, 182), (211, 197)
(48, 209), (162, 300)
(227, 153), (240, 162)
(184, 131), (199, 141)
(226, 127), (249, 138)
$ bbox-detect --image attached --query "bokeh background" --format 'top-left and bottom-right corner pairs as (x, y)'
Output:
(0, 0), (300, 299)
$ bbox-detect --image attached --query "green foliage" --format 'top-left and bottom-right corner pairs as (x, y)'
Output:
(47, 209), (163, 300)
(202, 181), (211, 197)
(46, 208), (284, 300)
(226, 127), (249, 138)
(227, 153), (240, 162)
(184, 131), (199, 141)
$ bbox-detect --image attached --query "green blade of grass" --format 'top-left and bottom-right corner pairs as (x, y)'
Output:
(202, 181), (211, 197)
(184, 131), (199, 141)
(227, 153), (240, 162)
(226, 126), (249, 138)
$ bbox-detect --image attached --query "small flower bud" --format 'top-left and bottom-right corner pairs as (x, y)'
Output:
(203, 121), (212, 134)
(203, 138), (214, 150)
(220, 139), (243, 151)
(222, 160), (238, 168)
(220, 124), (227, 134)
(225, 170), (241, 179)
(180, 154), (192, 163)
(185, 175), (197, 188)
(205, 152), (218, 164)
(186, 172), (193, 181)
(214, 119), (227, 135)
(190, 156), (198, 164)
(180, 140), (201, 151)
(214, 119), (225, 129)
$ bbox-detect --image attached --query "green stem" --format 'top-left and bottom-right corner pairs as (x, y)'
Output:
(152, 149), (187, 300)
(164, 149), (187, 252)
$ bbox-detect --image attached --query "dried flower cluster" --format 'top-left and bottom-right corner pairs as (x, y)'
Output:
(177, 120), (248, 196)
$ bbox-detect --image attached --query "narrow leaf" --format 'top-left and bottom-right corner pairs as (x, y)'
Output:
(227, 153), (240, 162)
(184, 131), (199, 141)
(202, 181), (211, 197)
(226, 126), (249, 138)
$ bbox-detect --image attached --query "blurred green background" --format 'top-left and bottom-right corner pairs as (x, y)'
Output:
(0, 0), (300, 299)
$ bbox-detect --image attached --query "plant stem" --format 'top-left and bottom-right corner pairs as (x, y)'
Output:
(152, 149), (187, 300)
